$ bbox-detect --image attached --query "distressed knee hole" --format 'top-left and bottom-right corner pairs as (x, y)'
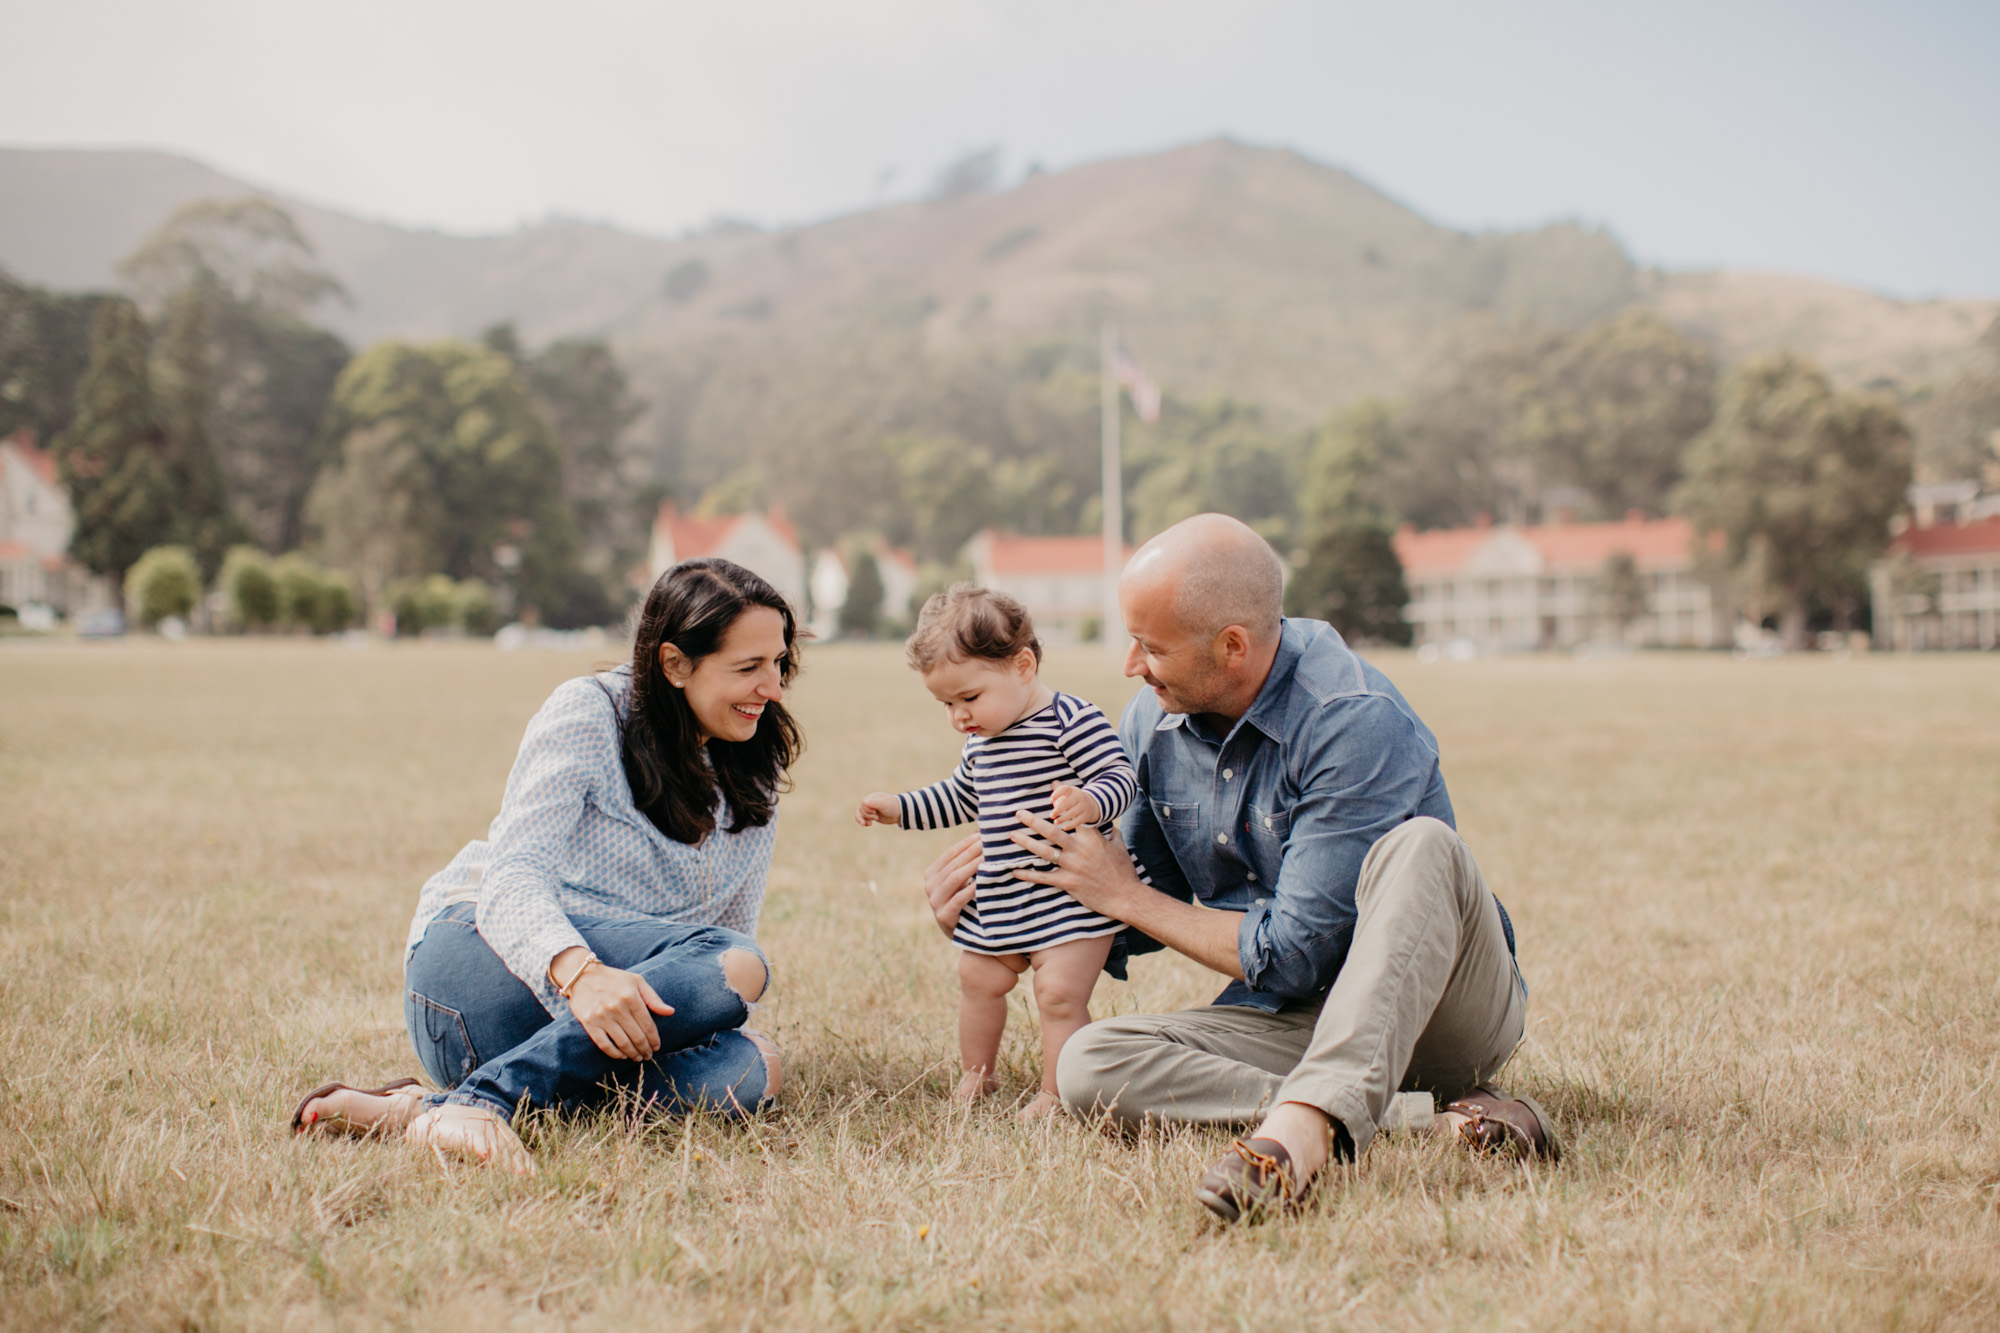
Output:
(721, 948), (768, 1004)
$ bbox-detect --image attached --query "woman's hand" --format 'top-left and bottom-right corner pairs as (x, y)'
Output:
(922, 833), (982, 937)
(553, 948), (675, 1060)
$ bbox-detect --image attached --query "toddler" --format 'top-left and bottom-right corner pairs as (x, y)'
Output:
(857, 583), (1136, 1119)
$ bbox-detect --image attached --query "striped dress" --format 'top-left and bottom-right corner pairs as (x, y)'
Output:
(896, 692), (1137, 956)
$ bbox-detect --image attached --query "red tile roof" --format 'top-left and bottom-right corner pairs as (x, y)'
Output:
(3, 433), (59, 488)
(982, 533), (1135, 576)
(0, 540), (31, 561)
(657, 512), (740, 559)
(1392, 525), (1497, 577)
(1396, 514), (1710, 576)
(1887, 516), (2000, 558)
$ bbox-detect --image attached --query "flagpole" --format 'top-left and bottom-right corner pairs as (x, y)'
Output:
(1099, 322), (1122, 654)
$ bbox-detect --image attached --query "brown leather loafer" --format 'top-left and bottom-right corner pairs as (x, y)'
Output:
(1442, 1086), (1562, 1163)
(1195, 1137), (1309, 1224)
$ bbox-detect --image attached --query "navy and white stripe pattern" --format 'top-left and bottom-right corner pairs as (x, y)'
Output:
(896, 692), (1137, 955)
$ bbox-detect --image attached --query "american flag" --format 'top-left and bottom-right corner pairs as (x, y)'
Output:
(1113, 343), (1161, 424)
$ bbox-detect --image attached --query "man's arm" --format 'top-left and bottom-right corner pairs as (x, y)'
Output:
(1233, 695), (1445, 998)
(1006, 812), (1244, 978)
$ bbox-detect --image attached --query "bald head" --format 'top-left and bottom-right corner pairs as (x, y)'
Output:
(1124, 513), (1284, 643)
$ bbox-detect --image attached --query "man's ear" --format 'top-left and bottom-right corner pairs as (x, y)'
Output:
(659, 642), (693, 687)
(1214, 624), (1252, 670)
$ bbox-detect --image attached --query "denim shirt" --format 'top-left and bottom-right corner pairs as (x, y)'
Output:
(1118, 618), (1511, 1012)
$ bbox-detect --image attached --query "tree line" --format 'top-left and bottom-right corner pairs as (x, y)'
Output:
(648, 304), (1937, 649)
(9, 195), (1986, 648)
(0, 197), (650, 633)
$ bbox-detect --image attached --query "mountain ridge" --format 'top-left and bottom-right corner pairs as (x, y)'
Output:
(2, 141), (1993, 420)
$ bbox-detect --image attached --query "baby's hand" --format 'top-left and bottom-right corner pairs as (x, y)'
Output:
(856, 793), (902, 827)
(1049, 783), (1102, 831)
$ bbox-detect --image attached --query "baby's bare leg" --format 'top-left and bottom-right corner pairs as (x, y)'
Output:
(1021, 935), (1115, 1118)
(957, 951), (1027, 1100)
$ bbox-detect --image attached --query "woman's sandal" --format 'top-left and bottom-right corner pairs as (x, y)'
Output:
(1440, 1085), (1562, 1163)
(290, 1078), (426, 1138)
(406, 1103), (537, 1177)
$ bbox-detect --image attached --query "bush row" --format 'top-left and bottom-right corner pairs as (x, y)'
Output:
(123, 544), (503, 637)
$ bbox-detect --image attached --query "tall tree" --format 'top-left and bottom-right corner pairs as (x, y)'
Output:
(1907, 316), (2000, 487)
(1507, 310), (1715, 518)
(836, 548), (885, 637)
(119, 197), (350, 552)
(1288, 399), (1411, 644)
(1127, 397), (1299, 546)
(0, 270), (108, 446)
(53, 299), (176, 584)
(150, 275), (243, 575)
(1673, 354), (1911, 649)
(306, 340), (585, 624)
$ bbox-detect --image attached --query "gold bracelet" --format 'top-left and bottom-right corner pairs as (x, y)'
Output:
(553, 951), (599, 999)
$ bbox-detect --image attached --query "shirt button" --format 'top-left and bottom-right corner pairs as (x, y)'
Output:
(1222, 768), (1234, 780)
(1247, 872), (1258, 882)
(1217, 833), (1229, 845)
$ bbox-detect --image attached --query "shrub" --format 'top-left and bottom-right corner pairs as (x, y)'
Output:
(386, 573), (477, 635)
(311, 571), (357, 635)
(269, 553), (357, 635)
(125, 546), (202, 629)
(220, 546), (280, 631)
(455, 580), (501, 636)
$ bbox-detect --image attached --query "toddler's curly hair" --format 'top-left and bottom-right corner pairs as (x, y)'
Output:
(904, 582), (1042, 673)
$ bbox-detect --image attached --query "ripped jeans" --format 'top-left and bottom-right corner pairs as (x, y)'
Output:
(404, 903), (773, 1121)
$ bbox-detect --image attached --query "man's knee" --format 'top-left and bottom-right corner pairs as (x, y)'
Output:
(721, 948), (768, 1004)
(1382, 815), (1458, 858)
(1360, 816), (1465, 896)
(1056, 1018), (1147, 1118)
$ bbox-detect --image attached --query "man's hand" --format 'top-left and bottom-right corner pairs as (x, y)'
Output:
(1049, 782), (1102, 831)
(1007, 809), (1146, 919)
(922, 833), (982, 937)
(553, 948), (675, 1060)
(856, 792), (902, 827)
(1010, 810), (1248, 980)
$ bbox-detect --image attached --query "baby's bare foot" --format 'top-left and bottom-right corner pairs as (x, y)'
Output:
(953, 1070), (1001, 1102)
(1017, 1090), (1064, 1121)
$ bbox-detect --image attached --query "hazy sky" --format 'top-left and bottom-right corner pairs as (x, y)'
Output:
(4, 0), (1995, 296)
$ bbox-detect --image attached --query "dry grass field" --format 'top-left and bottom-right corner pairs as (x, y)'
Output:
(2, 638), (1997, 1330)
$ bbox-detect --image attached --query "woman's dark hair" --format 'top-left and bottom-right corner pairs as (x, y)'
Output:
(614, 558), (804, 844)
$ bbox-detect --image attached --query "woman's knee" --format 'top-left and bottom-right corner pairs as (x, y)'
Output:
(720, 948), (768, 1004)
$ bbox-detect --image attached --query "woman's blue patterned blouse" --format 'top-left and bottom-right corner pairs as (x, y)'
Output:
(406, 667), (775, 1017)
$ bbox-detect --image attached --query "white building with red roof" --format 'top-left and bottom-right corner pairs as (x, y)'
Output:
(807, 539), (919, 638)
(1394, 512), (1729, 650)
(961, 531), (1135, 644)
(644, 503), (807, 615)
(1870, 488), (2000, 650)
(0, 430), (111, 617)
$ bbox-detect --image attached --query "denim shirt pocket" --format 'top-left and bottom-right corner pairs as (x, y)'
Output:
(1150, 799), (1205, 864)
(1244, 804), (1291, 842)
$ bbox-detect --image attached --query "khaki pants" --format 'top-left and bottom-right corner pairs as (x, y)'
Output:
(1055, 817), (1525, 1154)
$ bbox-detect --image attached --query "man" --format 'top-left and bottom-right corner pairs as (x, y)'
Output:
(922, 513), (1557, 1222)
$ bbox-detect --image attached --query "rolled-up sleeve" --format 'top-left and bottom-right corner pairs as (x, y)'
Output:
(475, 680), (606, 1016)
(1235, 695), (1445, 999)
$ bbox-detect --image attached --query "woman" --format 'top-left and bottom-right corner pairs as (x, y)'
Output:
(293, 558), (802, 1174)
